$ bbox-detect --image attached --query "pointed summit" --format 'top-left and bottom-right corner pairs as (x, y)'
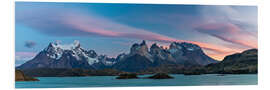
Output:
(47, 42), (55, 48)
(73, 40), (80, 49)
(17, 40), (103, 69)
(150, 43), (159, 49)
(130, 40), (149, 55)
(140, 40), (146, 46)
(179, 42), (201, 51)
(45, 40), (82, 50)
(150, 43), (162, 55)
(44, 42), (58, 53)
(170, 42), (177, 47)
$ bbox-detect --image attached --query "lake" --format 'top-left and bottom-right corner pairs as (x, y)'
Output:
(16, 74), (257, 88)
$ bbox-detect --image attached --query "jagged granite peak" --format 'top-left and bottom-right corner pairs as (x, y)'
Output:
(114, 40), (218, 71)
(116, 53), (127, 61)
(179, 42), (201, 51)
(17, 40), (218, 72)
(168, 42), (217, 65)
(73, 40), (81, 49)
(169, 42), (201, 52)
(45, 40), (81, 51)
(96, 55), (117, 66)
(140, 40), (147, 46)
(150, 43), (175, 62)
(17, 40), (114, 70)
(168, 42), (184, 58)
(129, 40), (153, 62)
(42, 40), (97, 61)
(150, 43), (162, 55)
(150, 43), (159, 49)
(130, 43), (140, 54)
(43, 40), (83, 60)
(170, 42), (178, 48)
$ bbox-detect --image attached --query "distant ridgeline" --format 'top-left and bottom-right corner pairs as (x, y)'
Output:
(16, 40), (257, 77)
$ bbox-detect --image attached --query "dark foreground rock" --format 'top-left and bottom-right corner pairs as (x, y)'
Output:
(116, 73), (138, 79)
(183, 71), (202, 75)
(15, 70), (39, 81)
(20, 68), (125, 77)
(147, 73), (174, 79)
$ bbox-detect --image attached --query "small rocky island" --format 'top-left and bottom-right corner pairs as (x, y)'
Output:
(147, 73), (174, 79)
(116, 73), (138, 79)
(15, 70), (39, 81)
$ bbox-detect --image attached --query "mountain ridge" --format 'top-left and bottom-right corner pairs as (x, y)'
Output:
(17, 40), (219, 72)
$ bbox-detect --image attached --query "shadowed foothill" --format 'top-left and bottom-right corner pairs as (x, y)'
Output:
(147, 73), (174, 79)
(116, 73), (138, 79)
(15, 70), (39, 81)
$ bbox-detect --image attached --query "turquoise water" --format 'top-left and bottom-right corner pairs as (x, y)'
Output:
(16, 74), (257, 88)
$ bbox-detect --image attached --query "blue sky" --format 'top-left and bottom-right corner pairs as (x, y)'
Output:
(15, 2), (257, 65)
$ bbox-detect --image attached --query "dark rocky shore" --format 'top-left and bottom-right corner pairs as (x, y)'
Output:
(15, 70), (39, 81)
(17, 49), (257, 77)
(147, 73), (174, 79)
(116, 73), (138, 79)
(116, 73), (174, 79)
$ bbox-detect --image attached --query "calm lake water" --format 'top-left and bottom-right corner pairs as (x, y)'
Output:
(16, 74), (257, 88)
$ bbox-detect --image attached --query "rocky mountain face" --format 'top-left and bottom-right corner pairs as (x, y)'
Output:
(17, 41), (116, 70)
(112, 40), (218, 72)
(205, 49), (258, 74)
(17, 40), (218, 72)
(169, 42), (218, 65)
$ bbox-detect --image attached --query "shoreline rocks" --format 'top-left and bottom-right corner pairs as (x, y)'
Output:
(15, 70), (39, 81)
(116, 73), (138, 79)
(183, 71), (202, 75)
(147, 73), (174, 79)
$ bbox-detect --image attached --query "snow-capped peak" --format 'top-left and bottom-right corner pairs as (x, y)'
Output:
(43, 40), (100, 65)
(169, 42), (182, 54)
(51, 40), (80, 50)
(180, 42), (201, 51)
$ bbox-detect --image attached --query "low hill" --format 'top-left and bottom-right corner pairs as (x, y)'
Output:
(205, 49), (258, 74)
(15, 70), (39, 81)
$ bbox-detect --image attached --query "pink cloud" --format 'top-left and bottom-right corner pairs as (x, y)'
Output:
(61, 12), (245, 57)
(17, 9), (251, 60)
(195, 22), (257, 49)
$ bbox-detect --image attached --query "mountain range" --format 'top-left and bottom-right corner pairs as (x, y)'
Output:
(17, 40), (218, 72)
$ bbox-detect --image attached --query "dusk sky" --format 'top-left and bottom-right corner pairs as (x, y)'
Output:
(15, 2), (257, 66)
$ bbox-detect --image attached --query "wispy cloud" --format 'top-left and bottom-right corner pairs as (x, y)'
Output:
(192, 6), (257, 48)
(16, 4), (257, 60)
(24, 40), (37, 48)
(195, 22), (257, 48)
